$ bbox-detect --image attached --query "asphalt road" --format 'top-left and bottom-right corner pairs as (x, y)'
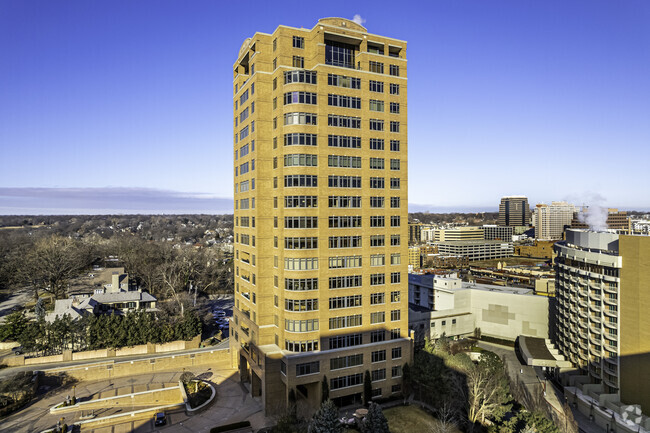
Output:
(0, 288), (33, 323)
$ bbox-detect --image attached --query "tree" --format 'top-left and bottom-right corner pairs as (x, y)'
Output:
(321, 375), (329, 403)
(18, 235), (97, 299)
(308, 400), (342, 433)
(363, 370), (372, 406)
(360, 402), (390, 433)
(402, 363), (412, 397)
(430, 401), (459, 433)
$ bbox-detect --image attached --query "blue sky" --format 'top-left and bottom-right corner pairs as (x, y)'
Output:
(1, 0), (649, 214)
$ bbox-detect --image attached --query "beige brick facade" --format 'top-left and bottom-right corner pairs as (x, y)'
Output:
(231, 17), (412, 414)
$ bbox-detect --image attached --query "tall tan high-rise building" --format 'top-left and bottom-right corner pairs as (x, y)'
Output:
(231, 17), (412, 414)
(533, 201), (576, 240)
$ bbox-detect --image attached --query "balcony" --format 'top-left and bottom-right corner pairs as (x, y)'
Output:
(588, 325), (601, 336)
(604, 309), (618, 318)
(604, 320), (617, 330)
(604, 284), (618, 294)
(603, 363), (618, 376)
(589, 314), (601, 324)
(603, 375), (618, 389)
(589, 291), (602, 302)
(604, 296), (617, 306)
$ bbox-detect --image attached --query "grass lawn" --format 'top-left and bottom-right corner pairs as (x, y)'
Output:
(384, 405), (461, 433)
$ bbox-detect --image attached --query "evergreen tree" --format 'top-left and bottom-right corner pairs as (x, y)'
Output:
(308, 400), (342, 433)
(360, 402), (390, 433)
(363, 370), (372, 406)
(321, 375), (329, 403)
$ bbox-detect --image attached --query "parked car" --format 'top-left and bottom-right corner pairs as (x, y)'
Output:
(154, 412), (167, 426)
(12, 346), (23, 355)
(213, 309), (226, 318)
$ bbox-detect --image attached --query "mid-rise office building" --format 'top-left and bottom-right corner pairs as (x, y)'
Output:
(232, 17), (411, 414)
(498, 196), (531, 227)
(408, 220), (423, 245)
(555, 229), (650, 413)
(533, 201), (576, 240)
(570, 208), (632, 233)
(431, 226), (484, 242)
(482, 225), (514, 242)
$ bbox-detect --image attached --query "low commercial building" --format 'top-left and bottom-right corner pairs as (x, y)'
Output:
(408, 273), (549, 344)
(514, 240), (557, 259)
(431, 226), (485, 242)
(437, 240), (513, 261)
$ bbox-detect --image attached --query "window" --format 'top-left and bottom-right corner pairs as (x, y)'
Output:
(284, 257), (318, 270)
(392, 347), (402, 359)
(329, 236), (362, 248)
(369, 61), (384, 74)
(370, 235), (385, 247)
(328, 196), (361, 208)
(389, 64), (400, 76)
(296, 361), (319, 377)
(285, 298), (319, 311)
(328, 74), (360, 89)
(369, 80), (384, 93)
(284, 91), (317, 105)
(369, 138), (384, 150)
(329, 314), (362, 329)
(329, 275), (362, 289)
(239, 162), (249, 175)
(284, 175), (318, 188)
(372, 368), (386, 382)
(370, 274), (385, 285)
(239, 125), (249, 141)
(273, 57), (277, 69)
(390, 159), (400, 170)
(391, 365), (402, 378)
(391, 272), (401, 284)
(240, 107), (249, 123)
(240, 143), (250, 158)
(391, 310), (401, 321)
(329, 333), (362, 349)
(285, 319), (319, 332)
(328, 114), (361, 129)
(390, 197), (400, 209)
(284, 154), (317, 166)
(293, 36), (304, 49)
(328, 155), (361, 168)
(370, 311), (385, 324)
(390, 254), (401, 265)
(284, 112), (317, 125)
(390, 140), (400, 152)
(369, 100), (384, 112)
(390, 329), (401, 339)
(273, 38), (277, 51)
(367, 43), (384, 55)
(370, 254), (385, 266)
(285, 195), (317, 208)
(251, 64), (255, 74)
(390, 216), (401, 227)
(371, 350), (386, 363)
(370, 216), (385, 227)
(328, 94), (361, 109)
(284, 133), (317, 146)
(328, 135), (361, 148)
(370, 292), (385, 305)
(390, 178), (400, 189)
(328, 255), (362, 269)
(369, 119), (384, 131)
(390, 121), (400, 133)
(329, 216), (362, 228)
(392, 384), (402, 393)
(285, 278), (318, 291)
(369, 158), (385, 169)
(285, 340), (319, 352)
(292, 56), (304, 68)
(390, 83), (400, 95)
(330, 373), (363, 390)
(328, 175), (362, 188)
(284, 237), (318, 249)
(369, 197), (384, 209)
(390, 102), (400, 114)
(240, 89), (249, 105)
(329, 295), (362, 309)
(330, 354), (363, 370)
(285, 216), (318, 228)
(370, 330), (385, 343)
(325, 40), (356, 69)
(370, 177), (385, 189)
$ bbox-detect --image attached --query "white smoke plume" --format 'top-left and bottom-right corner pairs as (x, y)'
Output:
(352, 14), (366, 25)
(570, 192), (610, 232)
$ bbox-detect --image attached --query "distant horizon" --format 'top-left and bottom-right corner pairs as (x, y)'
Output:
(1, 187), (649, 216)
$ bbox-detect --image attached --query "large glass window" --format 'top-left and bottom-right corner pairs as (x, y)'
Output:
(325, 40), (356, 69)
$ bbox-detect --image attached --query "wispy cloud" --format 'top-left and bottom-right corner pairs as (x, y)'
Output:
(352, 14), (366, 26)
(0, 188), (233, 215)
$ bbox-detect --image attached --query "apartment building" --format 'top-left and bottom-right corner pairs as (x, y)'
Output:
(555, 229), (650, 413)
(232, 17), (412, 414)
(533, 201), (576, 240)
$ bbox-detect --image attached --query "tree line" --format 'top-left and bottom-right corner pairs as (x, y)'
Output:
(0, 310), (202, 355)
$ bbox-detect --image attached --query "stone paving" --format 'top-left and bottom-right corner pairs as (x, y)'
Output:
(1, 364), (272, 433)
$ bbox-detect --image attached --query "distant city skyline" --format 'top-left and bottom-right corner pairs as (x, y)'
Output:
(2, 0), (650, 214)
